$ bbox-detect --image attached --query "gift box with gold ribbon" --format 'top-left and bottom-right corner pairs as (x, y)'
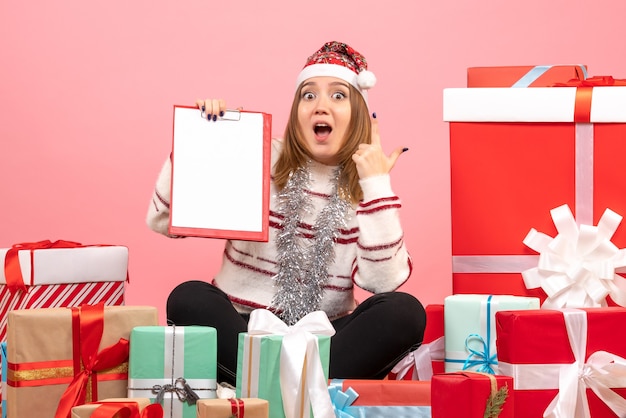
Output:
(431, 371), (513, 417)
(4, 303), (157, 418)
(196, 398), (268, 418)
(127, 326), (217, 418)
(70, 398), (162, 418)
(445, 75), (626, 305)
(236, 310), (334, 418)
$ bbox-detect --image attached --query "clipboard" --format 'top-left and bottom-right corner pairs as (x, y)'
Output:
(169, 105), (272, 241)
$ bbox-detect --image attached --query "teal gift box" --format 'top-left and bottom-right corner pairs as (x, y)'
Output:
(444, 294), (539, 374)
(128, 325), (217, 418)
(236, 310), (333, 418)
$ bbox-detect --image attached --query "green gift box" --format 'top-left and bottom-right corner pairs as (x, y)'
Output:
(444, 294), (539, 374)
(236, 310), (333, 418)
(128, 325), (217, 418)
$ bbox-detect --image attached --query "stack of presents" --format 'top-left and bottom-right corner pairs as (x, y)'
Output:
(3, 64), (626, 417)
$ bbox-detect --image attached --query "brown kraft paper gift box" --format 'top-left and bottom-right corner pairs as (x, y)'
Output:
(70, 398), (152, 418)
(5, 305), (158, 418)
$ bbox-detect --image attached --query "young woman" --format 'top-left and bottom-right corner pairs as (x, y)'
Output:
(147, 41), (426, 386)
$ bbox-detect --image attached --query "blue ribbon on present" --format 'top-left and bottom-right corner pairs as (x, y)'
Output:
(462, 333), (497, 374)
(328, 380), (432, 418)
(458, 294), (498, 374)
(328, 381), (359, 418)
(511, 64), (588, 88)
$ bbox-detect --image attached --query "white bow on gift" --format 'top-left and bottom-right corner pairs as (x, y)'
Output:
(544, 309), (626, 418)
(248, 309), (336, 418)
(522, 204), (626, 308)
(390, 337), (444, 381)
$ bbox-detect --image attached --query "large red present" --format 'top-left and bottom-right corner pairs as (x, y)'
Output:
(328, 379), (431, 417)
(389, 304), (444, 380)
(444, 77), (626, 305)
(431, 371), (514, 418)
(0, 241), (128, 344)
(496, 307), (626, 417)
(467, 64), (587, 87)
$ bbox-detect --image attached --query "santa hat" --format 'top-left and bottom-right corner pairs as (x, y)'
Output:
(295, 41), (376, 103)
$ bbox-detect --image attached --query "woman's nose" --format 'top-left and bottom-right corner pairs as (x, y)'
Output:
(314, 96), (329, 114)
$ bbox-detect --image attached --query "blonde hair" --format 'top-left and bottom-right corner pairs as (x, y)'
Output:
(273, 83), (371, 204)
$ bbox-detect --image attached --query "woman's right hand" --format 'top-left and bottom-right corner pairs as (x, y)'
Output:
(196, 98), (226, 122)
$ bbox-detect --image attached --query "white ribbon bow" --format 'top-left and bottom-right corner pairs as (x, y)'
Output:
(248, 309), (336, 418)
(543, 309), (626, 418)
(390, 336), (444, 381)
(522, 204), (626, 308)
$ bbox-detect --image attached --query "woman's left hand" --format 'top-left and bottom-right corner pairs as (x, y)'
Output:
(352, 114), (406, 179)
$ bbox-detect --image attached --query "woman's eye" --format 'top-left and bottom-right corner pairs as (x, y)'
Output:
(332, 91), (347, 100)
(302, 92), (315, 100)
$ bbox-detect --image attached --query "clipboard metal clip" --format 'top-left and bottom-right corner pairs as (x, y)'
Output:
(200, 108), (241, 122)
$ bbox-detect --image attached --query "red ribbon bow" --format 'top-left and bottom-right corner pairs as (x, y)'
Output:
(230, 398), (246, 418)
(3, 240), (83, 293)
(89, 402), (164, 418)
(553, 76), (626, 123)
(54, 302), (131, 418)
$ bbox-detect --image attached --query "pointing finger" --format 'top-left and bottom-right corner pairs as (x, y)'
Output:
(370, 112), (381, 146)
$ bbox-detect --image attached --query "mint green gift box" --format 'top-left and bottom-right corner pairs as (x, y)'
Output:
(236, 332), (331, 418)
(444, 294), (539, 374)
(128, 325), (217, 418)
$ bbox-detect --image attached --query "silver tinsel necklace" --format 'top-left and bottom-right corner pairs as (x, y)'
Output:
(271, 162), (351, 325)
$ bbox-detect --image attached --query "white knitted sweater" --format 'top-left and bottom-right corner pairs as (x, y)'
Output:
(146, 138), (412, 319)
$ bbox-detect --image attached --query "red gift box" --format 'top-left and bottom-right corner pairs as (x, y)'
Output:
(388, 304), (444, 380)
(431, 371), (514, 418)
(467, 65), (587, 87)
(496, 307), (626, 417)
(0, 241), (127, 343)
(329, 379), (431, 416)
(444, 78), (626, 304)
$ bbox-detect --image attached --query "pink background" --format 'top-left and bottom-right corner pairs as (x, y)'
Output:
(2, 0), (625, 324)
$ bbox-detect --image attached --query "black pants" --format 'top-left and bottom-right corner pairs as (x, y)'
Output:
(166, 280), (426, 386)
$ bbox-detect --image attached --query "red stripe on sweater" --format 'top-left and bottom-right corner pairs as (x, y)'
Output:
(359, 196), (399, 208)
(270, 212), (359, 236)
(223, 248), (276, 277)
(154, 189), (170, 209)
(358, 235), (404, 251)
(356, 204), (402, 215)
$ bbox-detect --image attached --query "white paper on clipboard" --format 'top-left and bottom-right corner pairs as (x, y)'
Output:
(169, 105), (271, 241)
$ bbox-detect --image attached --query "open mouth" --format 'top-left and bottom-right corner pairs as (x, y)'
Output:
(314, 123), (332, 140)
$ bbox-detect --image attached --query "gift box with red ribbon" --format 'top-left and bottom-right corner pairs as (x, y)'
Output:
(196, 398), (269, 418)
(4, 303), (158, 418)
(496, 307), (626, 417)
(0, 240), (128, 344)
(431, 371), (514, 417)
(445, 75), (626, 305)
(388, 304), (444, 380)
(328, 379), (431, 417)
(467, 64), (587, 87)
(70, 398), (163, 418)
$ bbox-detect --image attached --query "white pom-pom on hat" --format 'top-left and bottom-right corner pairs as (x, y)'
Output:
(357, 70), (377, 90)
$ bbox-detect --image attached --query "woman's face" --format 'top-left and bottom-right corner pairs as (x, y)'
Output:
(297, 76), (352, 165)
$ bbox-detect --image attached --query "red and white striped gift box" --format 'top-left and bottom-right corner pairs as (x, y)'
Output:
(0, 242), (128, 344)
